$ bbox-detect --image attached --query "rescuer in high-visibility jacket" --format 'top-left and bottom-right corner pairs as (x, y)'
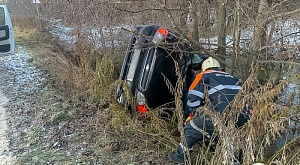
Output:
(169, 57), (249, 164)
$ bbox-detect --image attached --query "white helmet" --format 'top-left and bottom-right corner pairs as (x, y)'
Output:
(202, 57), (221, 71)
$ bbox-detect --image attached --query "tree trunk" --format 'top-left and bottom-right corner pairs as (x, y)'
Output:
(179, 2), (189, 30)
(250, 0), (268, 54)
(232, 0), (241, 74)
(217, 0), (226, 68)
(188, 1), (199, 42)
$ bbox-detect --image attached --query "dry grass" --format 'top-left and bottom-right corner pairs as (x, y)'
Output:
(12, 16), (300, 165)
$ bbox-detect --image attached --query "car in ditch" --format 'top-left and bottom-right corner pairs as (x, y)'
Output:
(116, 24), (207, 113)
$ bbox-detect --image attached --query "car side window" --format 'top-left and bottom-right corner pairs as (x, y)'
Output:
(0, 7), (5, 26)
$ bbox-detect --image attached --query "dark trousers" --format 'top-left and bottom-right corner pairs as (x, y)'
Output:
(174, 115), (215, 157)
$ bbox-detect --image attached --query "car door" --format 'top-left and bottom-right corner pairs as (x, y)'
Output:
(0, 5), (15, 55)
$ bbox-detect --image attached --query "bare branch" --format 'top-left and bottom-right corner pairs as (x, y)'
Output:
(272, 31), (300, 43)
(271, 7), (300, 20)
(268, 0), (290, 12)
(114, 7), (183, 13)
(157, 0), (239, 76)
(259, 60), (300, 65)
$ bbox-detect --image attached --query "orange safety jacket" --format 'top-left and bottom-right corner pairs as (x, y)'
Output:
(187, 69), (241, 114)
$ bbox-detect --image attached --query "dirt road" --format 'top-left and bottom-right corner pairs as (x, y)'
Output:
(0, 42), (107, 164)
(0, 46), (46, 164)
(0, 90), (15, 164)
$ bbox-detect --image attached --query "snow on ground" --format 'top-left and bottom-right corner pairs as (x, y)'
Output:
(279, 83), (300, 106)
(200, 18), (300, 57)
(199, 27), (253, 51)
(0, 91), (16, 165)
(0, 46), (47, 164)
(48, 19), (75, 44)
(272, 19), (300, 46)
(47, 17), (300, 55)
(48, 19), (132, 48)
(46, 18), (300, 101)
(275, 82), (300, 152)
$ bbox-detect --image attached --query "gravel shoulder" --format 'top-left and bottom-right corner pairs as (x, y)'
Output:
(0, 35), (110, 164)
(0, 90), (15, 165)
(0, 46), (50, 164)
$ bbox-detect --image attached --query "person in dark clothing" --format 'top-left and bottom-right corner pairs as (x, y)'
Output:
(169, 57), (248, 164)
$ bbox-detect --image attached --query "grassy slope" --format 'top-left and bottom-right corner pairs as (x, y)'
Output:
(13, 18), (300, 165)
(13, 23), (176, 165)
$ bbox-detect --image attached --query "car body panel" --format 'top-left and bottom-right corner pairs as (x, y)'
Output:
(0, 5), (14, 56)
(117, 25), (206, 112)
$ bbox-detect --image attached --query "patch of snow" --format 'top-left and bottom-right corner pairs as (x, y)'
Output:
(48, 19), (76, 44)
(199, 18), (300, 56)
(47, 19), (135, 48)
(279, 83), (300, 106)
(0, 87), (16, 164)
(47, 18), (300, 63)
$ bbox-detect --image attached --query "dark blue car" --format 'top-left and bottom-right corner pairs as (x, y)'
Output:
(116, 25), (207, 113)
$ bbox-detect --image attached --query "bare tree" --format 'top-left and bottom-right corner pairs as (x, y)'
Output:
(216, 0), (227, 68)
(250, 0), (268, 53)
(188, 0), (199, 41)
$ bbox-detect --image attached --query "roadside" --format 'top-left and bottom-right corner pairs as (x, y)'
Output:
(0, 90), (15, 165)
(0, 45), (68, 164)
(0, 22), (174, 164)
(0, 37), (108, 164)
(3, 19), (299, 164)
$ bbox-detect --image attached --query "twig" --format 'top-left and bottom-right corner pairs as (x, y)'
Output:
(271, 31), (300, 43)
(270, 7), (300, 20)
(259, 60), (300, 65)
(114, 7), (183, 13)
(158, 0), (239, 77)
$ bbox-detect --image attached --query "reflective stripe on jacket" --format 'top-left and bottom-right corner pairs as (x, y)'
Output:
(187, 70), (241, 113)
